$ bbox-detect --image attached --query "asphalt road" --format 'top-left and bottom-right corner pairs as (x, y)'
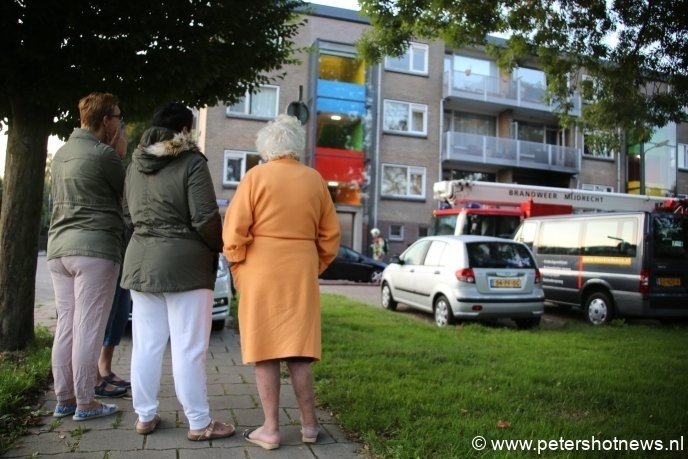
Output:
(318, 280), (586, 329)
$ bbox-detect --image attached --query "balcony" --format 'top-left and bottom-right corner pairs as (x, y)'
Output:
(443, 71), (581, 116)
(442, 131), (580, 174)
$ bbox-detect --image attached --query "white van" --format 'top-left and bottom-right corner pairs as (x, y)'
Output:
(512, 210), (688, 325)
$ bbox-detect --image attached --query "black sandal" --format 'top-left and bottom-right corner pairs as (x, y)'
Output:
(94, 380), (127, 398)
(102, 372), (131, 388)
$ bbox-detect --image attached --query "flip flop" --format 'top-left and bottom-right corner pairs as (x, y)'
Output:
(301, 426), (320, 443)
(243, 428), (279, 450)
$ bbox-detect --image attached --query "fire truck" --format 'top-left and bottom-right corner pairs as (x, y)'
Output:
(431, 180), (674, 237)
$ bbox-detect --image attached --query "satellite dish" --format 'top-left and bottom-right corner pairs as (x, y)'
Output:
(287, 101), (309, 124)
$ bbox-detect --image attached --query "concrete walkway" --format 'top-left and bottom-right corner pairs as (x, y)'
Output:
(1, 257), (365, 459)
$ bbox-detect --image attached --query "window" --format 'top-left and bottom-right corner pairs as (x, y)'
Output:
(401, 239), (430, 265)
(223, 150), (261, 187)
(580, 74), (600, 103)
(516, 67), (546, 87)
(446, 111), (496, 135)
(583, 130), (615, 159)
(385, 42), (428, 75)
(389, 224), (404, 241)
(453, 55), (495, 77)
(582, 183), (614, 193)
(423, 241), (447, 266)
(226, 85), (278, 118)
(582, 218), (638, 258)
(679, 143), (688, 170)
(383, 100), (427, 135)
(381, 164), (426, 199)
(538, 221), (582, 255)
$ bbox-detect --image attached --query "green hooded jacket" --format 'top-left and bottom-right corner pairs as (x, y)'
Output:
(120, 127), (222, 293)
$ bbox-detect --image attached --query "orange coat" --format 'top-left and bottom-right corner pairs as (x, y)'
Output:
(222, 158), (340, 363)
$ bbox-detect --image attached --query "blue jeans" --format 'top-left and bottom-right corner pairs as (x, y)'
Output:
(103, 284), (131, 347)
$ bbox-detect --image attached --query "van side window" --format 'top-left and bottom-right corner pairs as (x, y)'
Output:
(538, 221), (581, 255)
(582, 218), (638, 257)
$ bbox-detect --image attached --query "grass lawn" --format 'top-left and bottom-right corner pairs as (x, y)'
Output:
(2, 297), (686, 458)
(0, 327), (52, 454)
(315, 294), (688, 459)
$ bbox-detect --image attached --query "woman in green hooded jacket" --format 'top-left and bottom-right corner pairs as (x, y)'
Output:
(121, 102), (234, 440)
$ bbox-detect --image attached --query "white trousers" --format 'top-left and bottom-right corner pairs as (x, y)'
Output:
(130, 289), (212, 429)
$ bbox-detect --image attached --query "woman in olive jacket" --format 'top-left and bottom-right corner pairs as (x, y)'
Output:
(48, 92), (125, 422)
(120, 102), (233, 440)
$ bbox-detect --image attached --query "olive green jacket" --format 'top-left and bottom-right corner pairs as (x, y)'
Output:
(47, 128), (125, 263)
(120, 127), (222, 293)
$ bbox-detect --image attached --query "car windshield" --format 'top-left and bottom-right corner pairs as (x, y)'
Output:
(467, 241), (536, 268)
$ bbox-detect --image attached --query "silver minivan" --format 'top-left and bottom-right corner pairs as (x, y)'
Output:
(380, 235), (545, 328)
(512, 210), (688, 325)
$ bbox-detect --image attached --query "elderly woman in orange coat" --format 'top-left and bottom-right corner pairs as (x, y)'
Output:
(222, 114), (340, 450)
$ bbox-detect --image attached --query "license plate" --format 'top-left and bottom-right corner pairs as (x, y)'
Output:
(490, 278), (521, 288)
(214, 297), (228, 306)
(657, 277), (681, 287)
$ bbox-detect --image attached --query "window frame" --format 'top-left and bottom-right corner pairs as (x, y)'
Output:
(389, 224), (404, 242)
(582, 129), (615, 159)
(222, 149), (261, 187)
(384, 42), (429, 75)
(380, 163), (427, 200)
(225, 84), (279, 119)
(382, 99), (428, 136)
(679, 143), (688, 170)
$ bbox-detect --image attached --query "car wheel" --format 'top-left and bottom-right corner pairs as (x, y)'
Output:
(514, 317), (541, 330)
(584, 291), (613, 326)
(433, 295), (455, 327)
(369, 269), (383, 284)
(211, 319), (226, 332)
(381, 282), (397, 311)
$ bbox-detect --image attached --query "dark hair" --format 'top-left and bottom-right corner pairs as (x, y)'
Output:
(151, 102), (193, 133)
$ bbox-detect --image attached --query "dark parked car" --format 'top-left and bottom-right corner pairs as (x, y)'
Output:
(320, 245), (387, 283)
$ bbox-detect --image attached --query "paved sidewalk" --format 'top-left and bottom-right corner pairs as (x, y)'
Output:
(2, 257), (365, 459)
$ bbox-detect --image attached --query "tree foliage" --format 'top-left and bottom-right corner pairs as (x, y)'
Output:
(357, 0), (688, 143)
(0, 0), (306, 350)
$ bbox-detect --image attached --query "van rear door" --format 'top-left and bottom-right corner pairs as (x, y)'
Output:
(647, 214), (688, 308)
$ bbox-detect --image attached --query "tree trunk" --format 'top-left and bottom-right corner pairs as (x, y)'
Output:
(0, 101), (52, 351)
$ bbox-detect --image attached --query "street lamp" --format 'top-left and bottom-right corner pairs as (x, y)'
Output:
(639, 139), (670, 195)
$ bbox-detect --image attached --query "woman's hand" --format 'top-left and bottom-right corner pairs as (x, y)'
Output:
(112, 123), (128, 159)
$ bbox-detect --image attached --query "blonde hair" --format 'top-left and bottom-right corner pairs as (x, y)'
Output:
(255, 114), (304, 161)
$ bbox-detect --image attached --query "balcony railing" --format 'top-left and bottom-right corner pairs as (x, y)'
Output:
(442, 131), (580, 173)
(443, 70), (581, 116)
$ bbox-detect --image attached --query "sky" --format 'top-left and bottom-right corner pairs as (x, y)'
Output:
(0, 1), (361, 178)
(310, 0), (359, 10)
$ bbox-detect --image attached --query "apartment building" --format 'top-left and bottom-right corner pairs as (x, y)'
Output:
(198, 4), (687, 257)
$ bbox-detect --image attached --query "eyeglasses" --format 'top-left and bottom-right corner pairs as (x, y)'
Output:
(109, 112), (124, 121)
